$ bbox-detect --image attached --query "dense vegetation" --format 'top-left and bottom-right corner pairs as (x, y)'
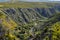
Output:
(0, 2), (60, 40)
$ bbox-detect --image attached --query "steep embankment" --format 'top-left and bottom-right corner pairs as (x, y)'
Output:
(1, 6), (60, 24)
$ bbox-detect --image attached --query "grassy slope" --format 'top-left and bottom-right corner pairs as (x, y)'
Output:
(0, 2), (59, 8)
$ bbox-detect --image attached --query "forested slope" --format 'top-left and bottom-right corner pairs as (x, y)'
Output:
(0, 2), (60, 40)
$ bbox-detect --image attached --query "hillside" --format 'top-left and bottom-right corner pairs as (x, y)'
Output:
(0, 2), (60, 40)
(0, 2), (60, 8)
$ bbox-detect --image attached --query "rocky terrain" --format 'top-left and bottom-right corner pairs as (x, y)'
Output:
(0, 2), (60, 40)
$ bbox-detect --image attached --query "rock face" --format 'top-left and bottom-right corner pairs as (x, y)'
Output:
(2, 4), (60, 24)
